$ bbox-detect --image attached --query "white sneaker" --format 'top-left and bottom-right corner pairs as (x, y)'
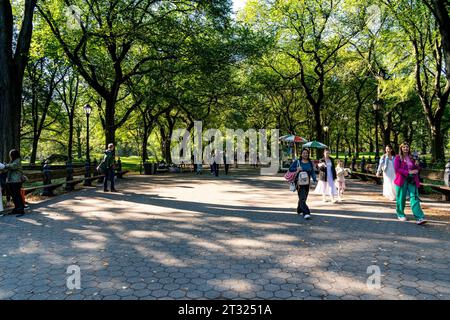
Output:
(304, 214), (311, 220)
(398, 216), (407, 222)
(417, 219), (428, 225)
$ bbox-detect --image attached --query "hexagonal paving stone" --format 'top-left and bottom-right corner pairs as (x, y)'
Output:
(263, 284), (281, 292)
(221, 290), (239, 299)
(163, 283), (181, 291)
(134, 289), (152, 298)
(186, 290), (203, 299)
(274, 290), (292, 299)
(151, 289), (170, 298)
(204, 290), (221, 299)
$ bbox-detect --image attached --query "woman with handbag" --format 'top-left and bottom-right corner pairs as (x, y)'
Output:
(288, 148), (317, 220)
(394, 142), (427, 225)
(314, 148), (338, 203)
(3, 149), (25, 216)
(376, 144), (396, 201)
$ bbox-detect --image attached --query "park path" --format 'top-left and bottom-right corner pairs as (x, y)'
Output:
(0, 169), (449, 300)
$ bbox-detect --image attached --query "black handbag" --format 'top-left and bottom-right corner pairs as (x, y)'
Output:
(406, 175), (416, 184)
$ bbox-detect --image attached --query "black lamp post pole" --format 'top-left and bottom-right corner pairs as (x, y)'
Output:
(84, 105), (92, 186)
(86, 113), (90, 163)
(375, 108), (379, 159)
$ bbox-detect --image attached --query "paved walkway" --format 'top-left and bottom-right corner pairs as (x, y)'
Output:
(0, 170), (449, 300)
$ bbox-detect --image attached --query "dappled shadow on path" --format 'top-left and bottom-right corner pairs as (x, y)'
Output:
(0, 173), (449, 300)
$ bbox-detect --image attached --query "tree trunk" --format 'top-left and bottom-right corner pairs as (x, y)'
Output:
(430, 124), (444, 162)
(76, 125), (82, 160)
(382, 111), (392, 147)
(104, 98), (116, 148)
(335, 132), (341, 159)
(141, 127), (151, 164)
(0, 0), (36, 162)
(369, 134), (374, 153)
(68, 116), (74, 162)
(160, 126), (168, 163)
(355, 106), (361, 158)
(30, 133), (39, 164)
(312, 104), (324, 157)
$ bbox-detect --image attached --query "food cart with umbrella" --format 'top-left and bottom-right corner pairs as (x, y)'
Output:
(279, 134), (308, 171)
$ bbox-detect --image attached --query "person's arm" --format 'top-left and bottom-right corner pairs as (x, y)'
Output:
(318, 160), (327, 171)
(288, 160), (298, 172)
(376, 156), (384, 176)
(4, 159), (20, 170)
(310, 163), (317, 182)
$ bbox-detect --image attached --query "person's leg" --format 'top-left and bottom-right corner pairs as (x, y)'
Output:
(408, 183), (425, 220)
(110, 169), (116, 191)
(11, 183), (24, 215)
(103, 169), (109, 191)
(300, 186), (311, 216)
(396, 183), (407, 218)
(330, 181), (336, 203)
(337, 182), (342, 201)
(296, 187), (303, 214)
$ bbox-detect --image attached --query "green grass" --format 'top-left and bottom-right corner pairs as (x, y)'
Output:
(119, 156), (142, 173)
(118, 156), (159, 174)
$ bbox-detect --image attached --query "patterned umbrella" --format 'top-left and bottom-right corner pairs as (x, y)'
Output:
(302, 141), (327, 149)
(279, 135), (308, 143)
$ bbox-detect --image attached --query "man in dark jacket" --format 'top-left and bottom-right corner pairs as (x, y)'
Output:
(100, 143), (117, 192)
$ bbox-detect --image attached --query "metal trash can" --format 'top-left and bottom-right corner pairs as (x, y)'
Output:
(144, 162), (153, 175)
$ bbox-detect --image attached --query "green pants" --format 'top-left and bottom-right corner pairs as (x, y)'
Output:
(396, 181), (425, 220)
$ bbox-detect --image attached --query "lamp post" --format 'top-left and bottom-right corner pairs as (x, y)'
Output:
(83, 104), (92, 186)
(372, 100), (382, 160)
(343, 116), (349, 157)
(323, 126), (329, 148)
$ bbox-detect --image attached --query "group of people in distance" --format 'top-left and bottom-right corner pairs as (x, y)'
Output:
(0, 144), (118, 217)
(288, 141), (427, 225)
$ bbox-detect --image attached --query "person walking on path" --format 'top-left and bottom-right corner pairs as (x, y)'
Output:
(2, 150), (25, 216)
(196, 162), (203, 175)
(289, 148), (317, 220)
(394, 142), (427, 225)
(99, 143), (117, 192)
(376, 144), (397, 201)
(314, 148), (338, 203)
(223, 153), (230, 175)
(335, 160), (347, 202)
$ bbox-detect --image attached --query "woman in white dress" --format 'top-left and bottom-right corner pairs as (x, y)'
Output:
(315, 148), (338, 203)
(376, 144), (396, 201)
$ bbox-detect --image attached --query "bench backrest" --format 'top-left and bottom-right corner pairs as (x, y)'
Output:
(24, 167), (91, 184)
(420, 169), (444, 181)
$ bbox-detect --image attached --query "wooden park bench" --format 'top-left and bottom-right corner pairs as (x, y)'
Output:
(346, 163), (383, 184)
(419, 169), (450, 201)
(22, 163), (129, 196)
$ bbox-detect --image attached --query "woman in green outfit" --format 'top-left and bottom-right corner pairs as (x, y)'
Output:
(393, 142), (427, 225)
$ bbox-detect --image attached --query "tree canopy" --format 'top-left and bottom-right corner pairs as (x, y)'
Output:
(0, 0), (449, 165)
